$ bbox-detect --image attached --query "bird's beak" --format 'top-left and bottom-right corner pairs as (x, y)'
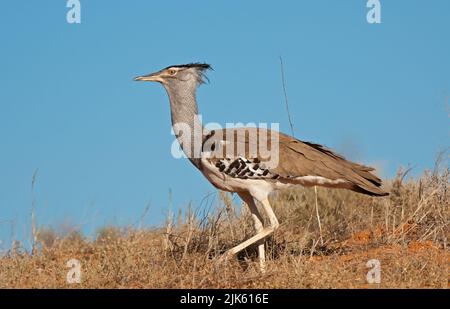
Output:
(133, 72), (164, 83)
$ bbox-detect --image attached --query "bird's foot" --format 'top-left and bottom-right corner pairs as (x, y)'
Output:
(214, 250), (234, 267)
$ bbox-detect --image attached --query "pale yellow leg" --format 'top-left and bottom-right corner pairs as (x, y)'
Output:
(237, 192), (265, 271)
(224, 195), (279, 272)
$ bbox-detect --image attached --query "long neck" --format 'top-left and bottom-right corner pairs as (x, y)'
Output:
(164, 83), (203, 169)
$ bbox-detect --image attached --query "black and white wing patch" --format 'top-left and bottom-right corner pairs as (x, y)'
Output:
(214, 157), (280, 180)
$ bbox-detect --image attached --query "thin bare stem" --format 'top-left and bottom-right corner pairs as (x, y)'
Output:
(31, 169), (39, 255)
(279, 56), (295, 137)
(314, 186), (324, 246)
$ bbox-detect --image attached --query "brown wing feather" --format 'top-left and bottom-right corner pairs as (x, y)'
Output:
(202, 128), (388, 196)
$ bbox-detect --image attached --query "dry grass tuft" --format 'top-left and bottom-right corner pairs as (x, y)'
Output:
(0, 167), (448, 288)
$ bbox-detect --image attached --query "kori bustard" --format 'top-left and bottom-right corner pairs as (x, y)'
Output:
(134, 63), (388, 271)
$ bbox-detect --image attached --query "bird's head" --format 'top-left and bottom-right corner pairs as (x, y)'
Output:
(134, 63), (212, 88)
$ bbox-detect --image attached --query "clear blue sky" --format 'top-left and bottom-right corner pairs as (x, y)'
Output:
(0, 1), (448, 249)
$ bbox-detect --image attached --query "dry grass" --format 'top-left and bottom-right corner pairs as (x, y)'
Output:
(0, 167), (448, 288)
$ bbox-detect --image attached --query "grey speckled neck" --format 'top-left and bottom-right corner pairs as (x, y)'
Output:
(164, 81), (203, 169)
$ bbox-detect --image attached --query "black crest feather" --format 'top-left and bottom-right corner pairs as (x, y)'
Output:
(165, 63), (212, 84)
(165, 63), (212, 71)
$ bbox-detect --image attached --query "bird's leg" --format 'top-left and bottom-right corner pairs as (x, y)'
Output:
(260, 198), (279, 230)
(224, 229), (273, 258)
(223, 197), (279, 272)
(237, 192), (266, 272)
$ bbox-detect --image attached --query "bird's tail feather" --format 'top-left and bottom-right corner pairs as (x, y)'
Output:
(349, 164), (389, 196)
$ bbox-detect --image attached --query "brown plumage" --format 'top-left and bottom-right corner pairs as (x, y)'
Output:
(202, 128), (388, 196)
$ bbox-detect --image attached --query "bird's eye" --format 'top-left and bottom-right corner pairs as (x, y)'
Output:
(168, 69), (176, 75)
